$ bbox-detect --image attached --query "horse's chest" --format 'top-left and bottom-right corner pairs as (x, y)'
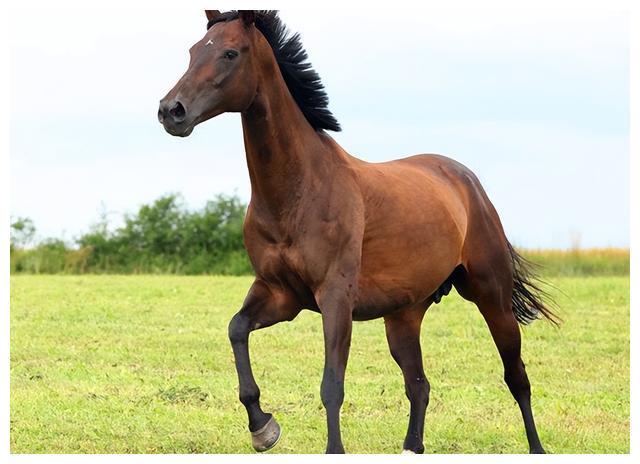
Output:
(248, 239), (311, 286)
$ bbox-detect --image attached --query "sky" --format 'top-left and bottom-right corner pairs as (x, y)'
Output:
(9, 7), (629, 249)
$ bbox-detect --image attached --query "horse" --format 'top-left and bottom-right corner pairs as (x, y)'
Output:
(158, 10), (557, 454)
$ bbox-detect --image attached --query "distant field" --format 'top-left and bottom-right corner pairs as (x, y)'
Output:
(522, 248), (629, 277)
(10, 275), (629, 453)
(10, 247), (630, 277)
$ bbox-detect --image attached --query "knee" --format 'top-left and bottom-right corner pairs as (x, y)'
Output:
(228, 313), (250, 345)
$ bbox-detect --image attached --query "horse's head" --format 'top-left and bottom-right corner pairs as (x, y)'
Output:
(158, 10), (260, 137)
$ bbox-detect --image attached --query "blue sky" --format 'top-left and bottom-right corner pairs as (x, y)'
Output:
(10, 8), (629, 248)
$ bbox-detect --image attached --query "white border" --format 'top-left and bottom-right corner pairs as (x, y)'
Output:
(2, 0), (12, 461)
(628, 1), (639, 461)
(3, 0), (636, 462)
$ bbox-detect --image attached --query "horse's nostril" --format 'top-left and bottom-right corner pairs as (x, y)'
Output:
(169, 101), (186, 122)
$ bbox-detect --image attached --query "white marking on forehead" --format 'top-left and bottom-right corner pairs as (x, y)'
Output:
(206, 39), (214, 46)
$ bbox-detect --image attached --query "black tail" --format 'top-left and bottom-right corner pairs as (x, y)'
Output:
(508, 242), (560, 325)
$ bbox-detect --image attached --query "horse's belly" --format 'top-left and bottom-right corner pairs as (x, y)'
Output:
(354, 208), (464, 319)
(353, 259), (457, 320)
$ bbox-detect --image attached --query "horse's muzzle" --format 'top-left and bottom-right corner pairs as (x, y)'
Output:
(158, 99), (193, 137)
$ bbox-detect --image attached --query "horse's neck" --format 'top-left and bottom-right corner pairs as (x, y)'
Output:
(241, 74), (331, 217)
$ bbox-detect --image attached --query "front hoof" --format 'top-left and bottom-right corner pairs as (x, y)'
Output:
(402, 441), (425, 454)
(251, 416), (281, 452)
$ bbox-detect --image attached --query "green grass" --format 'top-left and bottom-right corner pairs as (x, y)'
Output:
(10, 275), (629, 454)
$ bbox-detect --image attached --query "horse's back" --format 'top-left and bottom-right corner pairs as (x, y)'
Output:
(357, 152), (480, 236)
(385, 153), (483, 193)
(387, 153), (506, 236)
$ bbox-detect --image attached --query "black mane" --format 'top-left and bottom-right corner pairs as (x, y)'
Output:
(207, 10), (341, 132)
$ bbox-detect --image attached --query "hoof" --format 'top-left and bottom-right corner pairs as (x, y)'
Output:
(401, 449), (416, 454)
(251, 416), (281, 452)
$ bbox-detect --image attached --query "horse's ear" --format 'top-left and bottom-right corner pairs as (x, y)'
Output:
(205, 10), (221, 22)
(238, 10), (255, 27)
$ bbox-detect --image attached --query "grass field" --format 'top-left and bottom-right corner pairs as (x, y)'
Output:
(10, 275), (629, 454)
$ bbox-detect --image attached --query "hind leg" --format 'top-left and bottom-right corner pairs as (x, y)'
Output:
(456, 269), (545, 453)
(481, 304), (545, 453)
(384, 304), (430, 454)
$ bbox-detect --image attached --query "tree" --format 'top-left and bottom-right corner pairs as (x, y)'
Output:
(10, 217), (36, 249)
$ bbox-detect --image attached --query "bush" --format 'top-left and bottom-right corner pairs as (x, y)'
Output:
(11, 239), (70, 274)
(74, 193), (252, 275)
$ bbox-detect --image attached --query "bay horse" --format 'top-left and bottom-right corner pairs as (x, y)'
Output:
(158, 10), (557, 454)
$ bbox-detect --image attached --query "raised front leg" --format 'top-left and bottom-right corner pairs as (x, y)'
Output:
(228, 280), (300, 452)
(316, 288), (354, 454)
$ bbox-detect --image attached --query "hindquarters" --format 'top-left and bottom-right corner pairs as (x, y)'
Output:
(353, 153), (556, 325)
(425, 155), (557, 325)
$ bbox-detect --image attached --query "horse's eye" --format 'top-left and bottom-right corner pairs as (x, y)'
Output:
(224, 50), (239, 60)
